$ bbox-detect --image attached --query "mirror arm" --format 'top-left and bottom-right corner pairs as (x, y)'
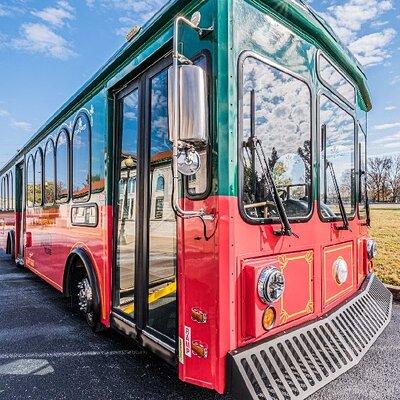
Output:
(171, 16), (213, 220)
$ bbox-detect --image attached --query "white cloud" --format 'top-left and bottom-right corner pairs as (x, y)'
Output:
(0, 3), (22, 17)
(0, 109), (10, 118)
(318, 0), (396, 67)
(321, 0), (393, 42)
(31, 1), (74, 27)
(10, 121), (32, 132)
(348, 29), (396, 67)
(374, 122), (400, 130)
(385, 106), (397, 111)
(12, 23), (76, 60)
(383, 142), (400, 149)
(0, 107), (32, 132)
(390, 75), (400, 85)
(371, 20), (389, 27)
(0, 4), (9, 17)
(88, 0), (168, 32)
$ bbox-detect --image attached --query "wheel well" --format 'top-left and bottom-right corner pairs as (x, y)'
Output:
(63, 249), (101, 318)
(63, 254), (85, 296)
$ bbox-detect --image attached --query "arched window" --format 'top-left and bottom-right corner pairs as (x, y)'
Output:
(2, 176), (5, 211)
(72, 113), (91, 202)
(0, 177), (4, 210)
(156, 176), (165, 192)
(35, 149), (43, 206)
(44, 139), (56, 204)
(0, 177), (2, 210)
(5, 174), (9, 210)
(9, 172), (13, 210)
(26, 155), (35, 207)
(56, 129), (70, 202)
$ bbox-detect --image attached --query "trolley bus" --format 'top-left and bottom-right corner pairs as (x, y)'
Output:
(0, 0), (393, 399)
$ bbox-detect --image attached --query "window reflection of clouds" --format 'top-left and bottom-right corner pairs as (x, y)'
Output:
(35, 149), (43, 205)
(56, 130), (69, 201)
(73, 114), (91, 200)
(319, 55), (355, 105)
(242, 57), (312, 219)
(320, 96), (355, 215)
(122, 90), (139, 157)
(150, 69), (169, 155)
(248, 15), (310, 77)
(44, 140), (56, 204)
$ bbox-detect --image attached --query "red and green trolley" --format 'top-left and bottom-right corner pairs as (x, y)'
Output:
(0, 0), (393, 399)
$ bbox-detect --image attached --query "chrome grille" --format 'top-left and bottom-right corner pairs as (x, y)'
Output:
(228, 275), (392, 400)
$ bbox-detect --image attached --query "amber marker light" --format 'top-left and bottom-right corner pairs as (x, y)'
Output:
(262, 307), (276, 331)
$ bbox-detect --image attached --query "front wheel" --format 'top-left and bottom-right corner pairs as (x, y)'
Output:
(74, 272), (103, 332)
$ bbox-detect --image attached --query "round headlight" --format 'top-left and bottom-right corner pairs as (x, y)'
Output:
(258, 267), (285, 304)
(333, 257), (348, 285)
(367, 239), (378, 260)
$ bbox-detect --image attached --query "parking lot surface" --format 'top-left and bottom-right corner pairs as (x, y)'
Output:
(0, 251), (398, 400)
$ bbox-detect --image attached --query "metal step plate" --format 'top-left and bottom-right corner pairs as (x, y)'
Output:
(227, 274), (393, 400)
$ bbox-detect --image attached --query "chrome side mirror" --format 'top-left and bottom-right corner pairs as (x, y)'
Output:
(168, 64), (208, 145)
(169, 14), (213, 219)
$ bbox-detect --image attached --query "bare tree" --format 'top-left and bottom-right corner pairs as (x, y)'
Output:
(388, 155), (400, 203)
(368, 157), (392, 202)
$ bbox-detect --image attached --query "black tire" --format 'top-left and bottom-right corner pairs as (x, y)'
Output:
(6, 232), (15, 261)
(72, 265), (103, 333)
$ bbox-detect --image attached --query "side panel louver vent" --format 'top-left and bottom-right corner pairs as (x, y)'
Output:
(227, 275), (392, 400)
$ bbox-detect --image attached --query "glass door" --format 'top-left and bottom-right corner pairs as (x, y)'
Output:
(114, 85), (140, 319)
(146, 65), (177, 344)
(113, 59), (177, 349)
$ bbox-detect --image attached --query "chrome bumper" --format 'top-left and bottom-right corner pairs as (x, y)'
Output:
(227, 274), (393, 400)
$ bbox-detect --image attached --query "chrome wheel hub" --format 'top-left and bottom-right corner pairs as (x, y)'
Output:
(77, 278), (93, 314)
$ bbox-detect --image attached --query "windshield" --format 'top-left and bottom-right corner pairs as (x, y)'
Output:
(319, 95), (355, 219)
(241, 56), (312, 221)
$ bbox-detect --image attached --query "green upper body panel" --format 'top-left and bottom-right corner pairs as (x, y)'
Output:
(0, 0), (370, 203)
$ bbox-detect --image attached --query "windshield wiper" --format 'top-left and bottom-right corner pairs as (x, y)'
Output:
(244, 137), (297, 237)
(326, 160), (351, 231)
(360, 169), (371, 227)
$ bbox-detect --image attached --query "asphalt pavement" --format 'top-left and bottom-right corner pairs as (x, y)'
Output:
(0, 251), (398, 400)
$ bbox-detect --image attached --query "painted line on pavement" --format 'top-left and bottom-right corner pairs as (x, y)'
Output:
(0, 350), (144, 360)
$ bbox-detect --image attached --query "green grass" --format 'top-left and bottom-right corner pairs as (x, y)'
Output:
(370, 208), (400, 286)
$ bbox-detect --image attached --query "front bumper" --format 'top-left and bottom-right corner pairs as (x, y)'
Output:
(227, 274), (393, 400)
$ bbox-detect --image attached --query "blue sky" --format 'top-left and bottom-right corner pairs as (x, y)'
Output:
(0, 0), (399, 167)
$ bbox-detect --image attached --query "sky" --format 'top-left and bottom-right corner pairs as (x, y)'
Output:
(0, 0), (399, 167)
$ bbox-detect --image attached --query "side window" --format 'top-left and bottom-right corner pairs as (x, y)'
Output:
(44, 140), (56, 204)
(35, 149), (43, 206)
(318, 54), (355, 107)
(359, 128), (367, 219)
(0, 177), (3, 210)
(241, 56), (312, 221)
(319, 95), (355, 218)
(26, 156), (35, 207)
(9, 172), (13, 210)
(5, 174), (9, 210)
(56, 130), (70, 202)
(72, 113), (91, 202)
